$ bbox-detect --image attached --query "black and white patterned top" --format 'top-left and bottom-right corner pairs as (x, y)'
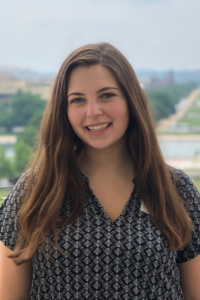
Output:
(1, 168), (200, 299)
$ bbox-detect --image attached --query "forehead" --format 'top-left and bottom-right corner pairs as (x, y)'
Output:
(68, 64), (120, 91)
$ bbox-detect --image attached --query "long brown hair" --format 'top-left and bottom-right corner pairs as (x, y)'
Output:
(8, 43), (192, 265)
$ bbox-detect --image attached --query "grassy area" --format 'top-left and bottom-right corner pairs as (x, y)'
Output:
(191, 178), (200, 192)
(0, 133), (16, 136)
(185, 106), (200, 113)
(179, 118), (200, 127)
(0, 189), (12, 207)
(178, 96), (200, 129)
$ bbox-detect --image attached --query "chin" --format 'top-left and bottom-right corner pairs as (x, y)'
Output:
(86, 141), (116, 150)
(89, 144), (110, 150)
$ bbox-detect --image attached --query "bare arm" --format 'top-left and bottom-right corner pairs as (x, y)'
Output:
(0, 241), (33, 300)
(178, 254), (200, 300)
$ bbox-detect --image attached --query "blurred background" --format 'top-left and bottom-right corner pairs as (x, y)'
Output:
(0, 0), (200, 205)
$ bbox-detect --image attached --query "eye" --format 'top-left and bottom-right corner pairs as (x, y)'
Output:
(71, 98), (84, 104)
(101, 93), (115, 99)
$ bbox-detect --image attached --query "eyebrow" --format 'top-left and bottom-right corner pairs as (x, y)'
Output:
(67, 87), (119, 98)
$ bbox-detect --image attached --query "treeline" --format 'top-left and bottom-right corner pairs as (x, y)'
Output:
(145, 82), (197, 122)
(0, 91), (46, 130)
(0, 82), (198, 180)
(0, 91), (46, 180)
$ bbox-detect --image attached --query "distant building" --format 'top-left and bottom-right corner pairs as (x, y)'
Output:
(138, 70), (174, 90)
(163, 70), (174, 86)
(0, 72), (54, 103)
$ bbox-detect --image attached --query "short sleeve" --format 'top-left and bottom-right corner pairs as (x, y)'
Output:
(174, 169), (200, 263)
(0, 173), (28, 251)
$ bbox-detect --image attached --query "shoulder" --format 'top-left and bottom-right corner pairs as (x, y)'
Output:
(0, 168), (39, 251)
(174, 167), (200, 263)
(0, 167), (38, 212)
(170, 166), (192, 185)
(169, 167), (199, 202)
(170, 168), (200, 234)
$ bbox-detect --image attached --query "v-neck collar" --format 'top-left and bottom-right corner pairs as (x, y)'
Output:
(89, 183), (138, 224)
(78, 168), (138, 223)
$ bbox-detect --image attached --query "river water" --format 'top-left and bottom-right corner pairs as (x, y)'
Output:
(159, 140), (200, 158)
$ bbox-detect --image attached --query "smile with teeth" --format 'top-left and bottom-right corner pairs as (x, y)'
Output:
(86, 123), (111, 131)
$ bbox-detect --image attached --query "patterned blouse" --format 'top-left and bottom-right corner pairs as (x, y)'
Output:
(0, 168), (200, 300)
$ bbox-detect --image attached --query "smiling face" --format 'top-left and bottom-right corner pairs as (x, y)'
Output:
(67, 64), (130, 151)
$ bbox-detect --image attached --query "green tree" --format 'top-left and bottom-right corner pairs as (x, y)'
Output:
(0, 103), (6, 127)
(0, 102), (12, 130)
(0, 147), (15, 179)
(9, 91), (46, 128)
(17, 126), (39, 148)
(14, 140), (32, 176)
(147, 90), (175, 121)
(146, 83), (197, 123)
(29, 110), (44, 130)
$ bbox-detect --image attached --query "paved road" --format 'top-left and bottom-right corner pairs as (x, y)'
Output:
(156, 88), (200, 132)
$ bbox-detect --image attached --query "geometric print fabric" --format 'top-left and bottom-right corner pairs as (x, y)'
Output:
(0, 168), (200, 299)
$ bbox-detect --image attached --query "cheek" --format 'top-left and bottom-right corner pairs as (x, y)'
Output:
(67, 108), (83, 128)
(109, 104), (129, 125)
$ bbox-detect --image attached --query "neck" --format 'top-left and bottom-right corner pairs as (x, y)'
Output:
(78, 138), (133, 178)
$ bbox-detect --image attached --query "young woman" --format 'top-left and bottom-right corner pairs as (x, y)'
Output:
(0, 43), (200, 300)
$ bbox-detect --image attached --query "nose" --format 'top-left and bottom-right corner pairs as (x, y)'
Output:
(86, 101), (103, 117)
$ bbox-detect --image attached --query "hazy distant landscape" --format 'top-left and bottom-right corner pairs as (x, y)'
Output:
(136, 70), (200, 84)
(0, 65), (200, 191)
(1, 66), (200, 84)
(0, 0), (200, 205)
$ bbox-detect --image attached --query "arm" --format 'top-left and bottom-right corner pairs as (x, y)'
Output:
(0, 241), (33, 300)
(174, 169), (200, 299)
(178, 254), (200, 300)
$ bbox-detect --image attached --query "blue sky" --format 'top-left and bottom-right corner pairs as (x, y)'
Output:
(0, 0), (199, 73)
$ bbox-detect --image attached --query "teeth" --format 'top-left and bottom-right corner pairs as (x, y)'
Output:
(87, 123), (110, 131)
